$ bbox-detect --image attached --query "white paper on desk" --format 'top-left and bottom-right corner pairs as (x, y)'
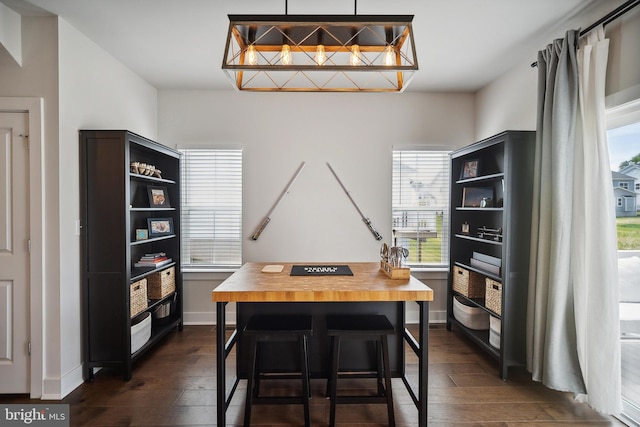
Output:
(262, 265), (284, 273)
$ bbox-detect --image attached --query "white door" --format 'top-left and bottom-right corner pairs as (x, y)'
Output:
(0, 112), (30, 393)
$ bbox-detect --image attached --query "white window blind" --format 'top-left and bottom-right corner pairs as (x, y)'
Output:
(392, 149), (450, 267)
(179, 148), (242, 268)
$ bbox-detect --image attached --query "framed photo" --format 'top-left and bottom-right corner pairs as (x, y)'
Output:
(461, 222), (470, 234)
(462, 187), (494, 208)
(147, 186), (170, 208)
(135, 228), (148, 241)
(147, 217), (174, 237)
(460, 159), (480, 179)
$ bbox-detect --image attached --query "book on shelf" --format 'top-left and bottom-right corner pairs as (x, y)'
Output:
(472, 251), (501, 267)
(471, 252), (501, 276)
(134, 256), (172, 268)
(141, 252), (166, 259)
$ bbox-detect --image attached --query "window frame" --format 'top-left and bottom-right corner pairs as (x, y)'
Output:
(391, 147), (451, 269)
(178, 146), (243, 271)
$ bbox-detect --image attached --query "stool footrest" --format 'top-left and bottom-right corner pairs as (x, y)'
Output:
(252, 396), (309, 405)
(335, 395), (391, 405)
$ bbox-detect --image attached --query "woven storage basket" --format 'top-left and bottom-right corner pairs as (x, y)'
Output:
(147, 266), (176, 299)
(130, 278), (148, 318)
(452, 265), (485, 298)
(485, 278), (502, 315)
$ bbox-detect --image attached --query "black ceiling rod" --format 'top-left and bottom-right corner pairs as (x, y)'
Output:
(355, 0), (357, 15)
(285, 0), (288, 15)
(531, 0), (640, 67)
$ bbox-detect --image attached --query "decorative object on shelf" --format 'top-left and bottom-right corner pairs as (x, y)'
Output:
(130, 161), (162, 178)
(147, 185), (170, 208)
(135, 229), (148, 241)
(461, 222), (470, 235)
(485, 278), (502, 315)
(460, 159), (480, 179)
(477, 226), (503, 242)
(147, 217), (174, 237)
(130, 278), (148, 318)
(453, 296), (489, 330)
(221, 2), (418, 92)
(489, 315), (501, 349)
(153, 293), (177, 321)
(462, 187), (494, 208)
(452, 265), (485, 298)
(147, 266), (176, 299)
(130, 312), (151, 354)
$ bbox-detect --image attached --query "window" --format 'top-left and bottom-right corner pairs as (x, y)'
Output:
(392, 149), (450, 267)
(620, 182), (629, 189)
(179, 147), (242, 269)
(606, 100), (640, 426)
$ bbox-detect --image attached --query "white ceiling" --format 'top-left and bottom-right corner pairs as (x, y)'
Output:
(3, 0), (603, 92)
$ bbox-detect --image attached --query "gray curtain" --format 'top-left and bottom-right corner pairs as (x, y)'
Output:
(527, 27), (622, 414)
(527, 29), (585, 393)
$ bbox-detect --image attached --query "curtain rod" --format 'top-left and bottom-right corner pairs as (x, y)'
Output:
(531, 0), (640, 67)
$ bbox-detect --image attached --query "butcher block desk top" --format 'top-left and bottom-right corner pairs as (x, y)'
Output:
(211, 262), (434, 303)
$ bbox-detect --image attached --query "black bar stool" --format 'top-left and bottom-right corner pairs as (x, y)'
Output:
(243, 314), (313, 427)
(326, 314), (395, 427)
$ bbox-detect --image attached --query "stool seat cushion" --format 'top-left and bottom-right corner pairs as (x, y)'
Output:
(244, 314), (313, 334)
(326, 314), (394, 335)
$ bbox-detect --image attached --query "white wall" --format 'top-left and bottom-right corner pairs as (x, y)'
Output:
(0, 14), (158, 398)
(55, 18), (157, 397)
(158, 90), (474, 324)
(0, 15), (60, 399)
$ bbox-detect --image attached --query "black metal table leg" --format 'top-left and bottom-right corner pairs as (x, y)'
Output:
(418, 301), (429, 427)
(216, 301), (226, 427)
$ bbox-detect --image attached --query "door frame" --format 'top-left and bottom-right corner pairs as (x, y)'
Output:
(0, 97), (44, 398)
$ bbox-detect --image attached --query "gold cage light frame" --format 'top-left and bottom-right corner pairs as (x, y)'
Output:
(222, 15), (418, 92)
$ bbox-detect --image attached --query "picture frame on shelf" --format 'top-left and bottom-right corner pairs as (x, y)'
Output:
(462, 187), (494, 208)
(148, 217), (174, 237)
(461, 222), (470, 234)
(147, 186), (170, 208)
(460, 159), (479, 179)
(135, 229), (148, 241)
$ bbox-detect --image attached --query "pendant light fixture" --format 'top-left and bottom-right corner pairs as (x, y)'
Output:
(221, 1), (418, 92)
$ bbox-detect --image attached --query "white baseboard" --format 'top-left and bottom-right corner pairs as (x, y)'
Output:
(41, 364), (84, 400)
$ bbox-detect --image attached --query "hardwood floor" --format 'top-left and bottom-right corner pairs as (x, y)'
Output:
(0, 325), (628, 426)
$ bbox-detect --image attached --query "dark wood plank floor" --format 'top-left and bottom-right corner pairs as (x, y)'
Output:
(0, 325), (628, 426)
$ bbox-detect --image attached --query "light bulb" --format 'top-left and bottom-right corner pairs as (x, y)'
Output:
(281, 44), (292, 65)
(246, 45), (258, 66)
(383, 45), (395, 66)
(315, 44), (326, 65)
(350, 44), (360, 66)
